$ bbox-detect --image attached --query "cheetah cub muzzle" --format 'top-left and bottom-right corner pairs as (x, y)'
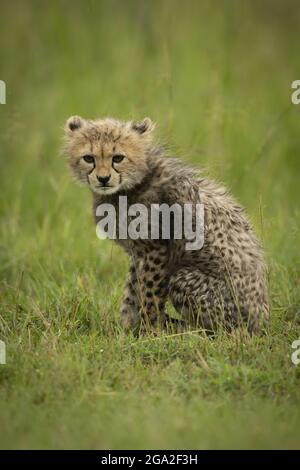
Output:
(64, 116), (269, 334)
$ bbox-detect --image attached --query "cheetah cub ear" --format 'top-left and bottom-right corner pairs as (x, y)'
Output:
(65, 115), (86, 135)
(132, 117), (155, 135)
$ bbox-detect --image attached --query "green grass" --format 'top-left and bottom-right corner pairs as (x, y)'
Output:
(1, 0), (300, 449)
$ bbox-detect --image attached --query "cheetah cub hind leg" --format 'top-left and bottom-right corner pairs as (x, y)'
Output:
(168, 266), (240, 333)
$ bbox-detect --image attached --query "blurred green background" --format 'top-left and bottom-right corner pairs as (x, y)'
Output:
(0, 0), (300, 449)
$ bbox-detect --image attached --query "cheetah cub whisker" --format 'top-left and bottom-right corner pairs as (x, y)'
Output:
(64, 116), (269, 334)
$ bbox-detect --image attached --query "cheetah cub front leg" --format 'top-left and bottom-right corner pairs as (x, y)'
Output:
(120, 262), (141, 332)
(120, 245), (169, 333)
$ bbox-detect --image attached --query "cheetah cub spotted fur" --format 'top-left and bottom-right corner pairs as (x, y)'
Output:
(64, 116), (269, 334)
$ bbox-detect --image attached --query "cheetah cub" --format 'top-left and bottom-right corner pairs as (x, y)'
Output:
(64, 116), (269, 334)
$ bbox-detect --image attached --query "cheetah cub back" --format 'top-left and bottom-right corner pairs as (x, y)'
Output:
(64, 115), (269, 334)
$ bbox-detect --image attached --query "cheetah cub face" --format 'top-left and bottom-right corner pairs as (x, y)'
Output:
(64, 116), (155, 195)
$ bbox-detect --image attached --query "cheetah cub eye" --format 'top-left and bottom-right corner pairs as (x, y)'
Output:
(112, 154), (125, 164)
(82, 155), (95, 164)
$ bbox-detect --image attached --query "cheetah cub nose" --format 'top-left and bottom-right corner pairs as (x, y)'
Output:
(97, 175), (111, 186)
